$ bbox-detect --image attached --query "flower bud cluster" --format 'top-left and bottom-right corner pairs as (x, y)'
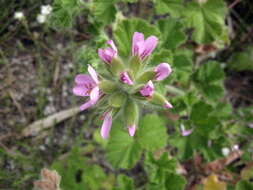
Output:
(73, 32), (173, 139)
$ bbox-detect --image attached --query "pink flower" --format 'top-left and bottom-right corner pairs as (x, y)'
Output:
(140, 80), (154, 97)
(100, 112), (113, 139)
(73, 65), (100, 111)
(128, 124), (136, 137)
(164, 101), (173, 109)
(120, 72), (134, 85)
(180, 124), (193, 136)
(132, 32), (158, 60)
(154, 63), (172, 81)
(98, 40), (118, 64)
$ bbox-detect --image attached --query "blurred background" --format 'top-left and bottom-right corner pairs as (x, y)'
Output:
(0, 0), (253, 189)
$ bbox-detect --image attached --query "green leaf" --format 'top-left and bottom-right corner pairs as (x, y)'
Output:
(190, 101), (219, 135)
(149, 49), (173, 66)
(228, 46), (253, 71)
(183, 0), (227, 43)
(202, 84), (224, 101)
(106, 121), (142, 169)
(153, 0), (184, 17)
(157, 18), (187, 50)
(145, 152), (177, 184)
(115, 175), (134, 190)
(50, 0), (82, 28)
(114, 18), (160, 58)
(190, 101), (212, 123)
(194, 61), (225, 83)
(193, 61), (225, 101)
(172, 51), (193, 84)
(236, 180), (253, 190)
(165, 173), (186, 190)
(92, 0), (117, 25)
(51, 147), (109, 190)
(137, 115), (167, 151)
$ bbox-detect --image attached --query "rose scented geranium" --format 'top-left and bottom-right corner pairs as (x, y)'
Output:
(73, 32), (173, 139)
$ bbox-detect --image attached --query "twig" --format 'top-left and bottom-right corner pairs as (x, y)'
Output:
(8, 90), (26, 120)
(22, 106), (81, 137)
(229, 0), (241, 9)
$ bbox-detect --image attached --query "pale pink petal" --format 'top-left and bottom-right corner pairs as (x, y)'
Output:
(140, 36), (158, 60)
(140, 80), (154, 97)
(80, 100), (93, 111)
(248, 123), (253, 128)
(120, 72), (134, 85)
(100, 112), (112, 139)
(98, 49), (108, 63)
(132, 32), (144, 56)
(88, 65), (99, 84)
(128, 124), (136, 137)
(107, 40), (117, 53)
(182, 129), (193, 136)
(154, 63), (172, 81)
(90, 86), (100, 104)
(75, 74), (94, 85)
(73, 85), (89, 96)
(164, 101), (173, 109)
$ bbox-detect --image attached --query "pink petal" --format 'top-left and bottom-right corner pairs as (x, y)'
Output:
(154, 63), (172, 81)
(98, 49), (108, 63)
(120, 72), (134, 85)
(132, 32), (144, 56)
(140, 80), (154, 97)
(73, 84), (89, 96)
(100, 112), (112, 139)
(80, 100), (93, 111)
(88, 65), (99, 84)
(107, 40), (117, 53)
(75, 74), (94, 85)
(164, 101), (173, 109)
(140, 36), (158, 60)
(182, 129), (193, 136)
(90, 86), (99, 104)
(128, 124), (136, 137)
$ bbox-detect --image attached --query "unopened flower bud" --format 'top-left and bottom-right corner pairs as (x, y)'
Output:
(120, 72), (134, 85)
(128, 124), (136, 137)
(124, 100), (139, 137)
(154, 63), (172, 81)
(98, 40), (118, 64)
(136, 70), (156, 84)
(140, 80), (154, 97)
(108, 92), (127, 108)
(99, 80), (117, 94)
(150, 92), (173, 109)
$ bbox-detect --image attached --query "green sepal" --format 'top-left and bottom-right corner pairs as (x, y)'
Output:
(124, 99), (139, 126)
(108, 91), (127, 108)
(109, 58), (125, 75)
(150, 92), (168, 107)
(136, 70), (156, 84)
(99, 80), (117, 94)
(129, 56), (141, 77)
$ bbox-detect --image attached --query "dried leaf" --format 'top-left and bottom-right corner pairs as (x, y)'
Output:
(34, 168), (61, 190)
(203, 174), (226, 190)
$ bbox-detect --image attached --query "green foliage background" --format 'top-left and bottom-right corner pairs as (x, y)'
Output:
(0, 0), (253, 189)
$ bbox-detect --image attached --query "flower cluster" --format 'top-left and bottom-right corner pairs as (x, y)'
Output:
(73, 32), (173, 139)
(37, 5), (52, 24)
